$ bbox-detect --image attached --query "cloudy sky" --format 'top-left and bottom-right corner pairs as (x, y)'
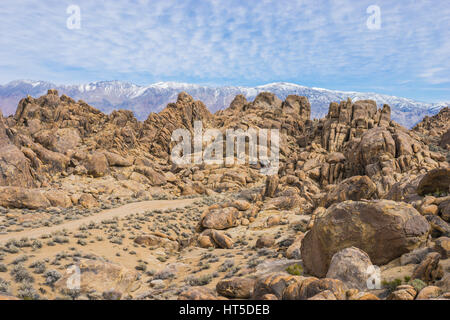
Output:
(0, 0), (449, 102)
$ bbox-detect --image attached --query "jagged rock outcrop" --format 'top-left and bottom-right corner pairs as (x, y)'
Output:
(414, 107), (450, 142)
(0, 111), (35, 187)
(142, 92), (212, 159)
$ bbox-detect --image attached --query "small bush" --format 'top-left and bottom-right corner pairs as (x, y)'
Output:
(286, 264), (303, 276)
(17, 283), (40, 300)
(0, 278), (10, 293)
(44, 270), (62, 286)
(382, 278), (402, 293)
(186, 274), (213, 286)
(10, 264), (34, 283)
(408, 278), (426, 292)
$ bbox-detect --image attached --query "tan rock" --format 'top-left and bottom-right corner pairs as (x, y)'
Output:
(0, 186), (50, 209)
(78, 193), (98, 209)
(417, 168), (450, 196)
(54, 259), (141, 299)
(201, 207), (240, 230)
(85, 152), (108, 177)
(326, 247), (373, 291)
(416, 286), (442, 300)
(216, 278), (255, 299)
(301, 200), (430, 277)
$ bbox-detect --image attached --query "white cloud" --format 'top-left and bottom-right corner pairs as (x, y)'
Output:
(0, 0), (448, 89)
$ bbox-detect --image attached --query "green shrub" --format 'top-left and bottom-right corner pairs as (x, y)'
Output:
(408, 278), (426, 292)
(382, 278), (402, 292)
(286, 264), (303, 276)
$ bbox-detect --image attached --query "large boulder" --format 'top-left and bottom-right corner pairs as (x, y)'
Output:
(34, 128), (81, 154)
(54, 259), (141, 299)
(321, 176), (377, 208)
(216, 277), (255, 299)
(301, 200), (430, 277)
(201, 207), (240, 230)
(85, 152), (109, 177)
(178, 287), (224, 300)
(0, 186), (50, 209)
(417, 168), (450, 196)
(326, 247), (373, 291)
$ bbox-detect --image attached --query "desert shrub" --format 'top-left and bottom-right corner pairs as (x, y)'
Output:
(44, 270), (62, 286)
(286, 264), (303, 276)
(0, 278), (10, 293)
(17, 283), (40, 300)
(185, 274), (213, 286)
(408, 278), (427, 292)
(10, 264), (34, 283)
(29, 260), (46, 274)
(382, 278), (402, 293)
(12, 255), (29, 265)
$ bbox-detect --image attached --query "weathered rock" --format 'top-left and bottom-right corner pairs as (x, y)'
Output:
(417, 168), (450, 196)
(35, 128), (81, 154)
(85, 152), (108, 177)
(264, 175), (279, 198)
(302, 278), (347, 300)
(134, 166), (166, 186)
(0, 186), (50, 209)
(440, 129), (450, 149)
(301, 200), (430, 277)
(326, 247), (373, 291)
(433, 237), (450, 259)
(426, 215), (450, 237)
(201, 207), (240, 230)
(256, 235), (275, 248)
(321, 176), (377, 208)
(44, 190), (72, 208)
(416, 286), (442, 300)
(412, 252), (443, 282)
(0, 114), (35, 187)
(216, 277), (255, 299)
(54, 259), (141, 298)
(387, 285), (417, 300)
(211, 231), (233, 249)
(134, 233), (179, 251)
(178, 287), (223, 300)
(400, 247), (433, 266)
(252, 273), (301, 300)
(307, 290), (337, 300)
(78, 193), (98, 209)
(104, 151), (133, 167)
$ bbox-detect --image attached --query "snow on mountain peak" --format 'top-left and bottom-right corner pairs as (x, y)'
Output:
(0, 79), (448, 128)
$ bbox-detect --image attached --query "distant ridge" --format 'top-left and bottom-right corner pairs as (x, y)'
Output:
(0, 80), (448, 127)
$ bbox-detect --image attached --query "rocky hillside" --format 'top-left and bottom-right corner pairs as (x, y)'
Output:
(0, 90), (448, 301)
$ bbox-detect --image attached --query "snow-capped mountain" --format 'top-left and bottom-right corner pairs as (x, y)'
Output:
(0, 80), (448, 128)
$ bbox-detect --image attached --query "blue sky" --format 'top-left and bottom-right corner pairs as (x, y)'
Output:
(0, 0), (449, 102)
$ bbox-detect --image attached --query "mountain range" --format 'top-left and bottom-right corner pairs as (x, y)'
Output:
(0, 80), (448, 128)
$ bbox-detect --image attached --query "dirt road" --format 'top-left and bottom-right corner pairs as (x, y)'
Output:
(0, 198), (198, 244)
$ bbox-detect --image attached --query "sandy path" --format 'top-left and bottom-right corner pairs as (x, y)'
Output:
(0, 198), (198, 244)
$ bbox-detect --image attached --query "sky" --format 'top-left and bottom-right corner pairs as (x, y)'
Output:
(0, 0), (449, 102)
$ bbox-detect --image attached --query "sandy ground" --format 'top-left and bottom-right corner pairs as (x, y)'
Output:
(0, 198), (197, 244)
